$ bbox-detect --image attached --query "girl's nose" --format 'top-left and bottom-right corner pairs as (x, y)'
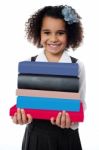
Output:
(50, 34), (58, 42)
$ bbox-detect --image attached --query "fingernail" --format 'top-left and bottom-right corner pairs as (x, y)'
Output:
(21, 109), (24, 112)
(66, 112), (69, 116)
(59, 112), (62, 115)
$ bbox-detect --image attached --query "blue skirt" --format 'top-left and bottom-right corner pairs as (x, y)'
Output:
(22, 119), (82, 150)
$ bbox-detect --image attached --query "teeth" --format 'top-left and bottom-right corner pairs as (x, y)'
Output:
(51, 45), (57, 47)
(49, 44), (59, 47)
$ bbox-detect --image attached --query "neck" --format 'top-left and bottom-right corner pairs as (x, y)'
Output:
(44, 50), (64, 62)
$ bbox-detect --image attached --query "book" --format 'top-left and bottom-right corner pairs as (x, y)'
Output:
(16, 89), (81, 99)
(18, 61), (78, 77)
(10, 103), (84, 122)
(17, 96), (80, 111)
(18, 74), (79, 92)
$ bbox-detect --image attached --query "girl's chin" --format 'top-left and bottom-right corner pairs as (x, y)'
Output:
(47, 48), (61, 53)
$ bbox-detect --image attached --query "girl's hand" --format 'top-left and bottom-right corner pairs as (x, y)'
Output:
(12, 108), (32, 125)
(50, 111), (74, 128)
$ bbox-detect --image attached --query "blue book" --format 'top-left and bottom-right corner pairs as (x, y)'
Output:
(17, 96), (80, 112)
(18, 61), (78, 77)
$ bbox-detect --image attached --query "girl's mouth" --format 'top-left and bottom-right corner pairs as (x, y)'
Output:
(48, 44), (61, 48)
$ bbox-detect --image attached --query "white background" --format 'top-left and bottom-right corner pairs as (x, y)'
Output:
(0, 0), (99, 149)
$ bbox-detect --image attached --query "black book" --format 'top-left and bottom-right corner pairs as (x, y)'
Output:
(18, 74), (79, 92)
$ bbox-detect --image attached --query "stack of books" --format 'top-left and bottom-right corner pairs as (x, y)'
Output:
(10, 61), (84, 122)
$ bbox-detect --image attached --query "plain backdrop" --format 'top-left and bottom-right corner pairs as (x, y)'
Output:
(0, 0), (99, 149)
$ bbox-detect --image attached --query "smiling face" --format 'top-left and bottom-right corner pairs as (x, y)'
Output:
(40, 16), (68, 59)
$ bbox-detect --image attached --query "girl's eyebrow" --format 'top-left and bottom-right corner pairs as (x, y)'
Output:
(41, 29), (50, 31)
(57, 30), (66, 32)
(41, 29), (66, 32)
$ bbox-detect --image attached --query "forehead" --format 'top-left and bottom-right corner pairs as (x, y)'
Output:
(41, 16), (66, 30)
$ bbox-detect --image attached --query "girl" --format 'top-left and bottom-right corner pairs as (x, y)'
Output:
(12, 5), (86, 150)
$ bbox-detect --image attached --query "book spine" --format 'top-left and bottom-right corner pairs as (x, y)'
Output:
(16, 89), (80, 99)
(18, 61), (78, 76)
(18, 75), (79, 92)
(17, 96), (80, 111)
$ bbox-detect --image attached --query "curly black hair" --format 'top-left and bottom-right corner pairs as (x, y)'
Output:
(25, 5), (83, 50)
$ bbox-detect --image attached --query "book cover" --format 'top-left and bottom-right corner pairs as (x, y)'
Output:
(18, 61), (78, 77)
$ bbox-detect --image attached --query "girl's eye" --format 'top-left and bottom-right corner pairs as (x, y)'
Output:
(58, 32), (65, 35)
(44, 32), (50, 35)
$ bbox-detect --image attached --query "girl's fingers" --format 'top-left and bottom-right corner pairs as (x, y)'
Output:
(50, 112), (72, 129)
(61, 111), (66, 128)
(50, 117), (56, 125)
(12, 109), (32, 125)
(65, 113), (71, 128)
(56, 112), (62, 126)
(17, 108), (23, 124)
(27, 114), (32, 124)
(21, 109), (27, 124)
(12, 112), (18, 124)
(71, 122), (75, 125)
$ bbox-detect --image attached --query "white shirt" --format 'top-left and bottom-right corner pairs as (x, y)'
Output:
(30, 50), (86, 130)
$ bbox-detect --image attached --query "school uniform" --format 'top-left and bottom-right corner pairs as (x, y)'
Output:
(22, 50), (86, 150)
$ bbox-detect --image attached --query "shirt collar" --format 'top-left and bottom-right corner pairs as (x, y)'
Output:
(36, 50), (72, 63)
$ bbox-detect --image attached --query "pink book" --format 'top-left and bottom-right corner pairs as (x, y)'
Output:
(16, 89), (80, 99)
(10, 103), (84, 122)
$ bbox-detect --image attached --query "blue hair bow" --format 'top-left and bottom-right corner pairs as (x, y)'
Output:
(62, 6), (79, 24)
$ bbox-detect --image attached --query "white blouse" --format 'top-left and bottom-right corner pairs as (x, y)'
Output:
(30, 50), (86, 130)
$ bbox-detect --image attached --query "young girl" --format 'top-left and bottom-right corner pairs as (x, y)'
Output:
(12, 5), (86, 150)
